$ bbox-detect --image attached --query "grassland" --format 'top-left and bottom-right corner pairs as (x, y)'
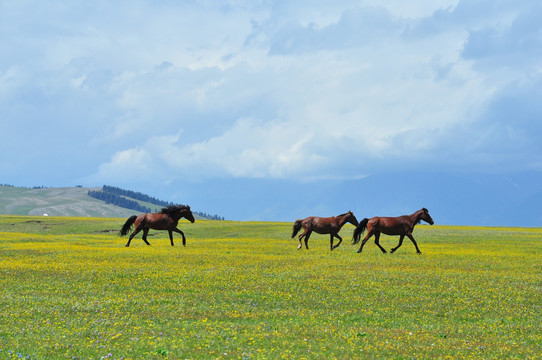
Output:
(0, 216), (540, 359)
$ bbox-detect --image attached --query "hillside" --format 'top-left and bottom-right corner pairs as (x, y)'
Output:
(0, 186), (208, 219)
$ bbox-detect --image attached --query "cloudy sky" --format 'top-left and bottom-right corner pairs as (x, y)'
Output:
(1, 1), (541, 219)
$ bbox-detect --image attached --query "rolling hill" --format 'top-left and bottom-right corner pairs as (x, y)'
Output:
(0, 186), (211, 219)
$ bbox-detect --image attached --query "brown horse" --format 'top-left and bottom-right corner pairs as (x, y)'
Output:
(292, 211), (359, 251)
(119, 205), (195, 247)
(353, 208), (434, 254)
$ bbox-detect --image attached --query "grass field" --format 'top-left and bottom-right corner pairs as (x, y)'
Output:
(0, 216), (541, 359)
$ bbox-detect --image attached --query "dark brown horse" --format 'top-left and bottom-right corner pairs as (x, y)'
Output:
(292, 211), (359, 251)
(353, 208), (434, 254)
(119, 205), (195, 247)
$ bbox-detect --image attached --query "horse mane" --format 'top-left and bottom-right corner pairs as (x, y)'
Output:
(336, 211), (352, 217)
(160, 204), (190, 215)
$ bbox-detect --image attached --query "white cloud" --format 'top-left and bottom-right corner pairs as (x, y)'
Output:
(81, 1), (542, 182)
(95, 147), (154, 180)
(1, 1), (541, 187)
(95, 118), (321, 181)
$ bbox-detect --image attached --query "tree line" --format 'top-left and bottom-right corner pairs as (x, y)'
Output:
(1, 184), (48, 189)
(89, 185), (225, 220)
(87, 189), (152, 213)
(101, 185), (173, 207)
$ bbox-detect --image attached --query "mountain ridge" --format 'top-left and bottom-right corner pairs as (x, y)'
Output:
(0, 186), (214, 219)
(167, 171), (542, 226)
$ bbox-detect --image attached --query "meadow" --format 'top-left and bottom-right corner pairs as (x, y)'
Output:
(0, 216), (540, 359)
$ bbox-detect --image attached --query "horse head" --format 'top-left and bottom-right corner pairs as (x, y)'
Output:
(161, 205), (195, 223)
(420, 208), (434, 225)
(346, 210), (359, 227)
(181, 205), (195, 223)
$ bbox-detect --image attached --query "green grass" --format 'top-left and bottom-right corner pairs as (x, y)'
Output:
(0, 216), (540, 359)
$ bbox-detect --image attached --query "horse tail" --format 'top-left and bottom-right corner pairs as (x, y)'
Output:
(352, 218), (369, 244)
(291, 220), (303, 238)
(119, 215), (137, 236)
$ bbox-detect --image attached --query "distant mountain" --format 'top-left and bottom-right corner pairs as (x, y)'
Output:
(326, 171), (542, 227)
(171, 171), (542, 226)
(0, 186), (137, 217)
(0, 185), (222, 220)
(2, 171), (541, 226)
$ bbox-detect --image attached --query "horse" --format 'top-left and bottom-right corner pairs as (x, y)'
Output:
(119, 205), (195, 247)
(291, 211), (359, 251)
(352, 208), (434, 254)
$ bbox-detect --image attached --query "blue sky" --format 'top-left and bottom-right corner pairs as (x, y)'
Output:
(1, 1), (541, 222)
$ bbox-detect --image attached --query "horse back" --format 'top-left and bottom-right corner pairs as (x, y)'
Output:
(139, 213), (176, 230)
(306, 216), (339, 234)
(301, 216), (315, 228)
(372, 216), (412, 236)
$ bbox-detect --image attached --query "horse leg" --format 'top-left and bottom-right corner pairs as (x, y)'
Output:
(407, 234), (422, 254)
(172, 227), (187, 246)
(125, 227), (142, 247)
(373, 232), (387, 253)
(390, 235), (404, 253)
(142, 228), (151, 246)
(167, 230), (175, 246)
(303, 231), (312, 250)
(357, 231), (373, 253)
(297, 229), (308, 249)
(331, 234), (343, 250)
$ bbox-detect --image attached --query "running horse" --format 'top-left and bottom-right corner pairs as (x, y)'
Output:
(119, 205), (195, 247)
(352, 208), (434, 254)
(291, 211), (359, 251)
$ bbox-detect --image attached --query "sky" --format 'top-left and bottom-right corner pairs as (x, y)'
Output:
(1, 1), (541, 222)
